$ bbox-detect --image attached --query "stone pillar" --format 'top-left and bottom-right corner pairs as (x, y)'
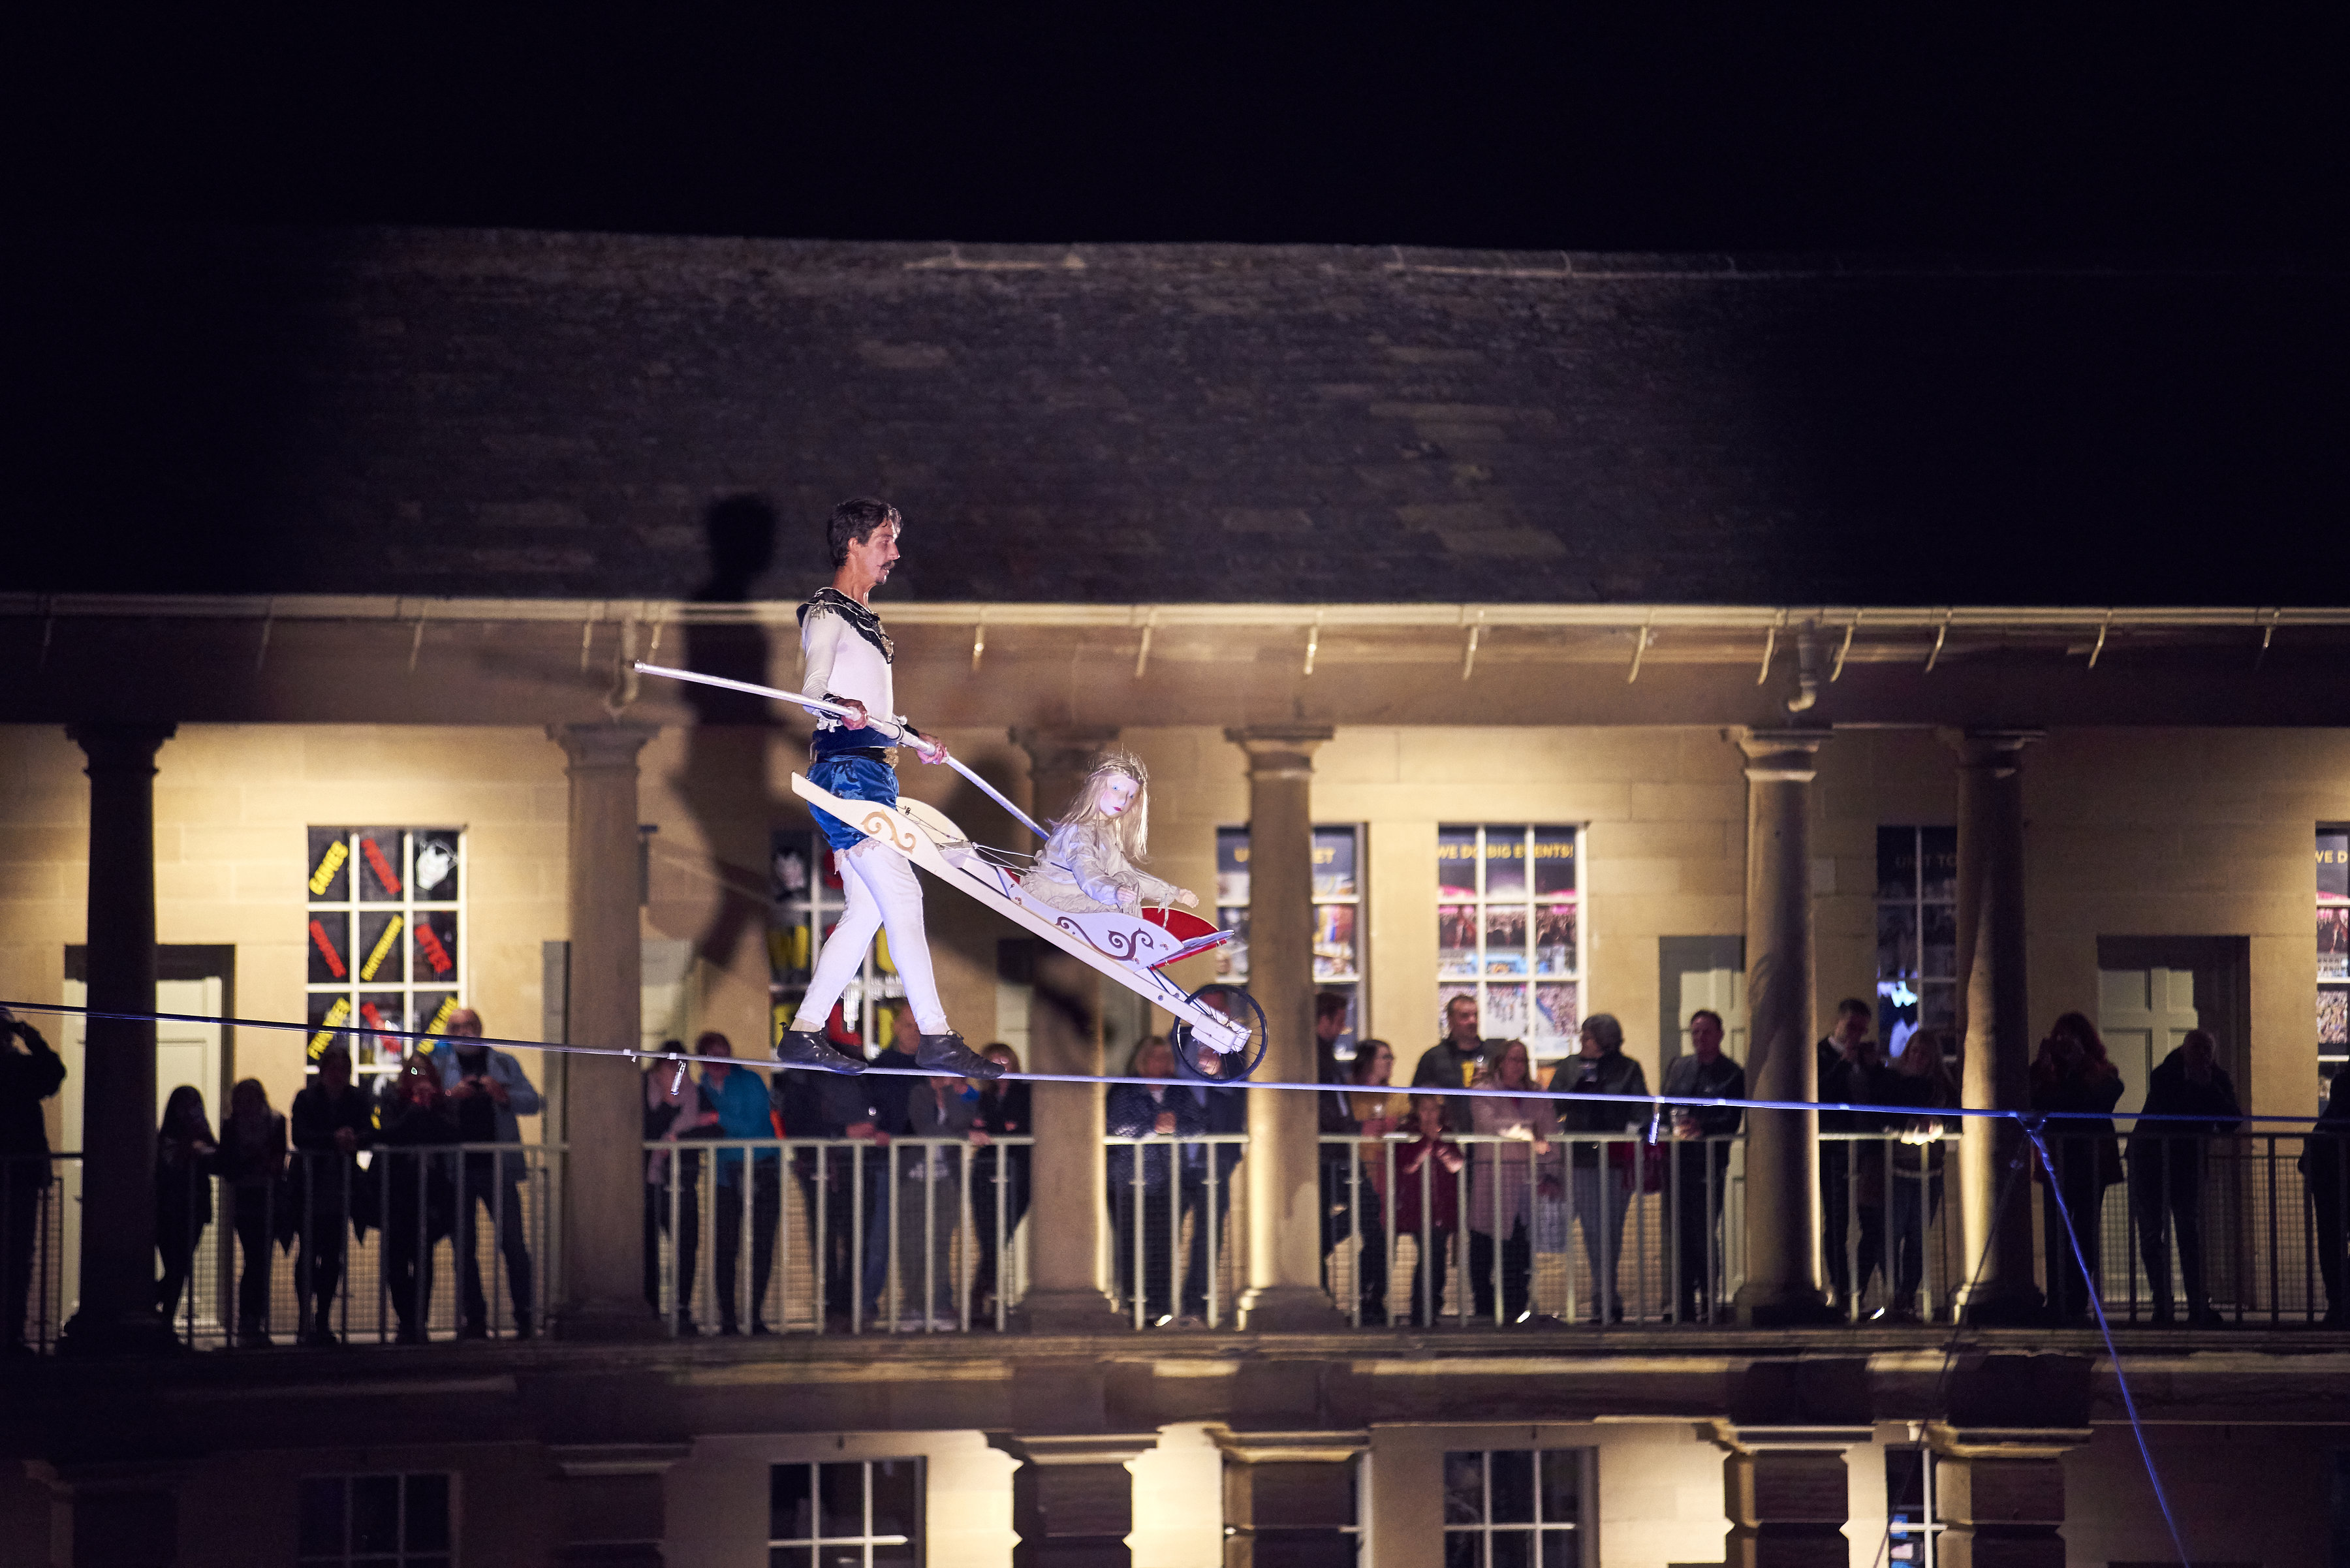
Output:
(548, 722), (663, 1341)
(1940, 729), (2044, 1323)
(994, 1434), (1157, 1567)
(1711, 1425), (1871, 1568)
(1010, 729), (1125, 1331)
(1732, 729), (1835, 1326)
(1225, 725), (1344, 1331)
(61, 723), (176, 1355)
(548, 1444), (691, 1567)
(1210, 1430), (1366, 1568)
(1925, 1426), (2082, 1568)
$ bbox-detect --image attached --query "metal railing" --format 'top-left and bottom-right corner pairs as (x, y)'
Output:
(7, 1146), (561, 1350)
(1104, 1133), (1249, 1328)
(1820, 1129), (1962, 1323)
(643, 1136), (1036, 1335)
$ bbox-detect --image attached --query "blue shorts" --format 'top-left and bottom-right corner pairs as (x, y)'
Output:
(809, 755), (900, 851)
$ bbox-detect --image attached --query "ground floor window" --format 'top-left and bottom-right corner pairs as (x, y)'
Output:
(1443, 1447), (1590, 1565)
(769, 1458), (922, 1567)
(298, 1472), (452, 1567)
(1885, 1446), (1943, 1565)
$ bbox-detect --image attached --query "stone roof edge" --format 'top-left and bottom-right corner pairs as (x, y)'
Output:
(16, 221), (2343, 285)
(0, 595), (2334, 634)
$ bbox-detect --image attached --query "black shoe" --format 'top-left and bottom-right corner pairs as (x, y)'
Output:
(917, 1031), (1001, 1077)
(777, 1028), (867, 1074)
(749, 1319), (774, 1337)
(304, 1326), (340, 1348)
(513, 1315), (535, 1341)
(717, 1320), (741, 1338)
(674, 1315), (700, 1338)
(459, 1320), (489, 1340)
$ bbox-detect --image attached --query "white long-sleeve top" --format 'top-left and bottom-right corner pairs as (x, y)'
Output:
(1019, 821), (1181, 915)
(801, 605), (897, 744)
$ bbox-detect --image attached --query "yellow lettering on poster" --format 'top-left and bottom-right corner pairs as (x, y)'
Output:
(307, 995), (351, 1058)
(308, 839), (350, 895)
(358, 914), (405, 982)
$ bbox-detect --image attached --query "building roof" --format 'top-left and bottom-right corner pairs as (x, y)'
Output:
(9, 226), (2343, 606)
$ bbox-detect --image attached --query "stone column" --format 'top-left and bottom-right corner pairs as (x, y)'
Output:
(1711, 1424), (1872, 1568)
(1210, 1430), (1366, 1568)
(994, 1434), (1157, 1567)
(1925, 1426), (2082, 1568)
(1225, 725), (1344, 1331)
(548, 722), (663, 1341)
(61, 722), (176, 1355)
(1010, 729), (1125, 1331)
(1940, 729), (2044, 1323)
(548, 1444), (691, 1567)
(1732, 729), (1835, 1326)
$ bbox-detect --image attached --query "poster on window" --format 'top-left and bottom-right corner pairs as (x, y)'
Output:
(307, 910), (352, 984)
(412, 829), (462, 903)
(355, 827), (405, 902)
(411, 910), (460, 984)
(1313, 904), (1357, 980)
(307, 826), (353, 902)
(2321, 830), (2349, 900)
(1311, 828), (1357, 899)
(1215, 830), (1251, 907)
(2321, 907), (2349, 982)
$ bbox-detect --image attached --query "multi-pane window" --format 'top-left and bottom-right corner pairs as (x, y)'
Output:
(1215, 825), (1369, 1048)
(768, 1458), (921, 1567)
(298, 1473), (452, 1567)
(1876, 827), (1958, 1059)
(770, 831), (905, 1054)
(1885, 1447), (1944, 1566)
(1437, 826), (1582, 1060)
(2319, 826), (2348, 1097)
(1443, 1448), (1590, 1566)
(306, 828), (463, 1079)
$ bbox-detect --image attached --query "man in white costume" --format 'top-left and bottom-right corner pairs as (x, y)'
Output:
(774, 497), (1002, 1080)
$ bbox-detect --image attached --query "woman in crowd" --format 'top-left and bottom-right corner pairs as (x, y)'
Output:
(2030, 1012), (2125, 1324)
(290, 1042), (375, 1346)
(1394, 1093), (1466, 1325)
(1345, 1040), (1402, 1324)
(1554, 1014), (1648, 1323)
(379, 1056), (460, 1343)
(1467, 1039), (1559, 1325)
(644, 1044), (718, 1335)
(1104, 1035), (1202, 1326)
(154, 1085), (218, 1328)
(213, 1078), (287, 1347)
(969, 1043), (1031, 1325)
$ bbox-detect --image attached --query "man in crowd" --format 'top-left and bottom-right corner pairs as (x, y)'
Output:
(1182, 1029), (1249, 1325)
(700, 1031), (781, 1334)
(1414, 994), (1494, 1134)
(822, 1002), (922, 1328)
(2131, 1028), (2243, 1326)
(290, 1041), (375, 1345)
(429, 1009), (540, 1338)
(1659, 1010), (1745, 1324)
(1815, 997), (1877, 1313)
(1314, 991), (1356, 1285)
(0, 1007), (65, 1356)
(772, 1007), (858, 1326)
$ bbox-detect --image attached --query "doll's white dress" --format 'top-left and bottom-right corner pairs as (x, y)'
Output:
(1018, 822), (1182, 915)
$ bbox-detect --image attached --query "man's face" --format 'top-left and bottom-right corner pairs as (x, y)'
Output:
(1690, 1016), (1724, 1062)
(1833, 1009), (1869, 1049)
(1447, 999), (1479, 1043)
(321, 1052), (352, 1093)
(447, 1009), (483, 1041)
(701, 1037), (732, 1078)
(843, 520), (902, 585)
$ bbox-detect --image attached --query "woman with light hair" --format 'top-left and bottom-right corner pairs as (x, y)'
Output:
(1019, 752), (1198, 915)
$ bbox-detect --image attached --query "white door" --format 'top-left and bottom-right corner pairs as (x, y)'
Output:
(2097, 967), (2197, 1118)
(1677, 968), (1749, 1061)
(57, 977), (225, 1323)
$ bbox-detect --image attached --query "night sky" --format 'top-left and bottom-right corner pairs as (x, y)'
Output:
(8, 10), (2344, 252)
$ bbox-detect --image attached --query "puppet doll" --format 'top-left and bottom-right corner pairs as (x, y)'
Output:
(1020, 753), (1199, 916)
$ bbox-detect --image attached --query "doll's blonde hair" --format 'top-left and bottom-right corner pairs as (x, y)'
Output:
(1056, 751), (1152, 863)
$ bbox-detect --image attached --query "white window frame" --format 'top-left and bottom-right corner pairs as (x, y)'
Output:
(1435, 824), (1585, 1062)
(767, 1458), (923, 1565)
(1884, 1444), (1945, 1567)
(1875, 826), (1958, 1059)
(304, 828), (465, 1080)
(298, 1471), (456, 1566)
(1441, 1447), (1593, 1564)
(771, 830), (903, 1054)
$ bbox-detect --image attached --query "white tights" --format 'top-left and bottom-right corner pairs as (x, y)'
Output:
(791, 838), (950, 1037)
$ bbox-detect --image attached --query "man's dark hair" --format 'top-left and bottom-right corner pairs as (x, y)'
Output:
(1688, 1009), (1724, 1033)
(1444, 994), (1477, 1016)
(828, 497), (901, 565)
(1315, 991), (1352, 1024)
(1836, 997), (1875, 1022)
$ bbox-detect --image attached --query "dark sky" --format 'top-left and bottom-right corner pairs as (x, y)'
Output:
(7, 10), (2345, 252)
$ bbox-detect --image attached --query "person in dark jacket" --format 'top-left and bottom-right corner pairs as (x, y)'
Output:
(1815, 997), (1878, 1312)
(1867, 1031), (1960, 1321)
(1659, 1011), (1744, 1323)
(1106, 1035), (1204, 1325)
(1413, 994), (1496, 1135)
(154, 1084), (218, 1330)
(377, 1058), (460, 1343)
(1, 1008), (66, 1354)
(1180, 1037), (1251, 1324)
(644, 1044), (717, 1334)
(290, 1042), (376, 1345)
(1555, 1013), (1648, 1323)
(968, 1043), (1032, 1324)
(824, 1009), (922, 1330)
(2129, 1029), (2243, 1325)
(776, 1007), (861, 1325)
(2304, 1071), (2350, 1327)
(215, 1078), (289, 1347)
(2030, 1012), (2126, 1325)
